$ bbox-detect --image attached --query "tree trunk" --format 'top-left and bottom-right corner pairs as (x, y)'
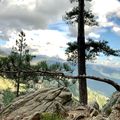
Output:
(16, 72), (20, 97)
(78, 0), (88, 105)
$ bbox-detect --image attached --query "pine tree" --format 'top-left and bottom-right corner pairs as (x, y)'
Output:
(65, 0), (120, 63)
(64, 0), (120, 104)
(10, 31), (35, 97)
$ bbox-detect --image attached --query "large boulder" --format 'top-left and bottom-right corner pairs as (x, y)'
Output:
(0, 87), (72, 120)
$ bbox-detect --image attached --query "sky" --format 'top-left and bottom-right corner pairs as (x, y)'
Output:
(0, 0), (120, 67)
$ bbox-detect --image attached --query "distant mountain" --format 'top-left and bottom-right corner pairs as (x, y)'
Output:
(32, 55), (65, 64)
(32, 55), (120, 97)
(87, 64), (120, 96)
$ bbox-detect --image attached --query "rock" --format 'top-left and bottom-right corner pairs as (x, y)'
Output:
(108, 103), (120, 120)
(0, 87), (72, 120)
(26, 88), (36, 94)
(34, 83), (42, 90)
(89, 101), (99, 111)
(28, 80), (35, 88)
(29, 112), (41, 120)
(102, 91), (120, 116)
(2, 88), (120, 120)
(92, 114), (106, 120)
(90, 109), (99, 117)
(98, 91), (120, 120)
(67, 106), (91, 120)
(14, 116), (21, 120)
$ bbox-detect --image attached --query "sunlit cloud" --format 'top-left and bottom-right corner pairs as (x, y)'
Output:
(2, 29), (69, 59)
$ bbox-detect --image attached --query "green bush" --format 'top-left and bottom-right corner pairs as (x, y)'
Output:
(3, 88), (16, 106)
(106, 108), (112, 116)
(42, 113), (64, 120)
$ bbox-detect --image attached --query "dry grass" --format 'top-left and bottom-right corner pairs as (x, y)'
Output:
(0, 76), (25, 91)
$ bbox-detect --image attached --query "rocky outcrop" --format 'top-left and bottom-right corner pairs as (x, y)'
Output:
(66, 100), (100, 120)
(102, 91), (120, 115)
(67, 106), (91, 120)
(1, 88), (120, 120)
(0, 87), (72, 120)
(92, 91), (120, 120)
(108, 104), (120, 120)
(67, 92), (120, 120)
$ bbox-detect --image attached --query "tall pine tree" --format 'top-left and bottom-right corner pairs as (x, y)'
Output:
(65, 0), (120, 63)
(64, 0), (120, 104)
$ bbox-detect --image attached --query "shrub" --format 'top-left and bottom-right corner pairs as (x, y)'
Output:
(3, 88), (16, 106)
(42, 113), (64, 120)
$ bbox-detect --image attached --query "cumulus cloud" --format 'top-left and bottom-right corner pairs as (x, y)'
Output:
(91, 0), (120, 27)
(0, 0), (72, 38)
(2, 29), (69, 59)
(0, 0), (120, 61)
(69, 0), (120, 37)
(0, 0), (71, 28)
(0, 0), (73, 59)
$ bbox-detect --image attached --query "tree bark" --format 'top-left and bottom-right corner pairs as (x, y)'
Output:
(16, 72), (20, 97)
(78, 0), (87, 105)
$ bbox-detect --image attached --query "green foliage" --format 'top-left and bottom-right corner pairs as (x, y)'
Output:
(49, 62), (62, 71)
(0, 57), (11, 71)
(63, 63), (72, 72)
(66, 39), (120, 62)
(11, 31), (35, 70)
(0, 31), (35, 97)
(42, 113), (64, 120)
(64, 0), (120, 63)
(0, 31), (35, 74)
(36, 61), (49, 71)
(3, 88), (16, 106)
(64, 0), (98, 26)
(34, 61), (73, 88)
(105, 108), (112, 116)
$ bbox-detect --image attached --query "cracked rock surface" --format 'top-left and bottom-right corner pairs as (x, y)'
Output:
(0, 87), (72, 120)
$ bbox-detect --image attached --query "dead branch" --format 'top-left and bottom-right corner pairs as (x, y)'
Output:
(0, 70), (120, 91)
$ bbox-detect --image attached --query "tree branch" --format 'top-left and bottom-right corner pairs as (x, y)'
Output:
(0, 70), (120, 91)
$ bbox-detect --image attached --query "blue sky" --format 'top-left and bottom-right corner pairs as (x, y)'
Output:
(0, 0), (120, 67)
(0, 39), (6, 45)
(100, 28), (120, 49)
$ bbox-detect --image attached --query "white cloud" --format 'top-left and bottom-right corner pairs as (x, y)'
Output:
(2, 29), (69, 59)
(0, 0), (72, 39)
(91, 0), (120, 27)
(0, 0), (71, 29)
(0, 0), (120, 65)
(94, 56), (120, 68)
(68, 0), (119, 37)
(0, 0), (72, 59)
(88, 32), (100, 39)
(112, 26), (120, 33)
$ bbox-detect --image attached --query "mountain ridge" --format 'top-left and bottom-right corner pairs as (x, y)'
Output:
(32, 55), (120, 96)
